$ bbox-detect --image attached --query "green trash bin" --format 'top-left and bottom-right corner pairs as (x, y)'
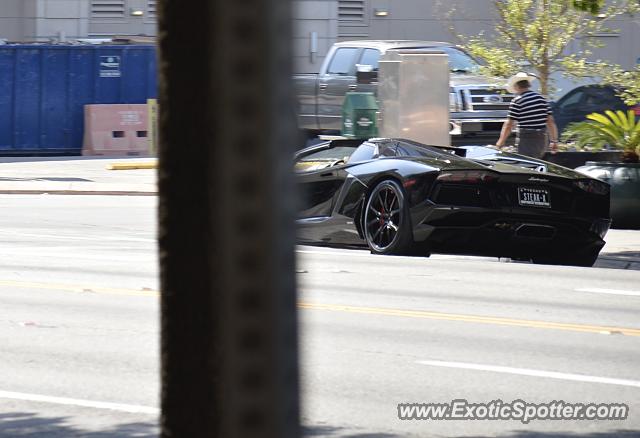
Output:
(342, 92), (379, 139)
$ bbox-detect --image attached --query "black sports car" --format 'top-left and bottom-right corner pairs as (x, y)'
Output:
(294, 138), (611, 266)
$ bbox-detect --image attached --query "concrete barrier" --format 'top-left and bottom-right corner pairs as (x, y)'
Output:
(83, 104), (151, 156)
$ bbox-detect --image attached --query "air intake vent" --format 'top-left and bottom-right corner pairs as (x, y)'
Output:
(91, 0), (125, 18)
(147, 0), (156, 18)
(339, 0), (365, 22)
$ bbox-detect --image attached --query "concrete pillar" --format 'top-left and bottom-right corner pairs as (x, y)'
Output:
(157, 0), (299, 436)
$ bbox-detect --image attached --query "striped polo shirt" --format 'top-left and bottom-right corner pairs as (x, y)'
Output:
(508, 90), (551, 129)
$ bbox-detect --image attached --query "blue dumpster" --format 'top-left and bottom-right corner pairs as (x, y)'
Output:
(0, 44), (157, 155)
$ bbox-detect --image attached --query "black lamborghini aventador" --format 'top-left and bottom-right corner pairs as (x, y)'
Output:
(294, 138), (611, 267)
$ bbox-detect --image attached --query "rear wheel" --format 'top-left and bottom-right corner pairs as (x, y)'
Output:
(363, 180), (413, 255)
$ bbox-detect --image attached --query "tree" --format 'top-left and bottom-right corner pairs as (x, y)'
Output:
(453, 0), (638, 97)
(602, 66), (640, 106)
(572, 0), (605, 14)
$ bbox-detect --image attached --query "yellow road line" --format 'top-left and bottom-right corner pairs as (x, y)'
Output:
(2, 279), (638, 337)
(298, 302), (640, 337)
(0, 280), (158, 297)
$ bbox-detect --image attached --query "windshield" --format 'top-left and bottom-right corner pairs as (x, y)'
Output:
(389, 46), (481, 74)
(439, 47), (481, 74)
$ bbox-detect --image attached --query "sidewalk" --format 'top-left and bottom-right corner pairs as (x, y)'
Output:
(0, 156), (638, 270)
(0, 156), (156, 195)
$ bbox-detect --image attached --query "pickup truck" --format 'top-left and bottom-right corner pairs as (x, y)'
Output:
(294, 40), (514, 144)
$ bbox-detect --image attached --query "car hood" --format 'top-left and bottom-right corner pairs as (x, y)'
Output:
(450, 74), (506, 88)
(397, 148), (587, 181)
(458, 146), (592, 180)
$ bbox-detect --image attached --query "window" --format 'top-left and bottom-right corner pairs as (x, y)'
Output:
(91, 0), (126, 18)
(347, 142), (377, 163)
(327, 48), (358, 75)
(295, 146), (358, 172)
(339, 0), (365, 23)
(359, 49), (380, 70)
(557, 89), (586, 110)
(377, 142), (398, 157)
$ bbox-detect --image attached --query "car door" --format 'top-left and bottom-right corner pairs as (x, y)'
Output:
(553, 87), (588, 133)
(317, 47), (360, 131)
(296, 166), (350, 219)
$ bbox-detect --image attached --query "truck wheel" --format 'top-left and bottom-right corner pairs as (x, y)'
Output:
(363, 180), (413, 255)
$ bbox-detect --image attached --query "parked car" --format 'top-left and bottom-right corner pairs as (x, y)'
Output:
(295, 138), (611, 266)
(294, 41), (515, 144)
(552, 84), (640, 134)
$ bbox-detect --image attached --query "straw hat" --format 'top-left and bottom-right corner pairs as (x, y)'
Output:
(506, 72), (537, 93)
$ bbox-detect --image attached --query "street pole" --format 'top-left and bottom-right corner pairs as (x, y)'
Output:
(157, 0), (299, 436)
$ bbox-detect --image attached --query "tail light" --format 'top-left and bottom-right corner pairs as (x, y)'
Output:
(574, 179), (610, 195)
(437, 171), (498, 184)
(632, 105), (640, 116)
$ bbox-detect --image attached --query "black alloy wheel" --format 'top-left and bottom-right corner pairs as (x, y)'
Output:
(363, 179), (413, 255)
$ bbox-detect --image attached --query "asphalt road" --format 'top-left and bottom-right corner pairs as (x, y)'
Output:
(0, 195), (159, 437)
(0, 195), (638, 437)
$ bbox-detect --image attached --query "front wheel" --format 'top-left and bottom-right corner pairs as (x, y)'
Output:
(363, 179), (413, 255)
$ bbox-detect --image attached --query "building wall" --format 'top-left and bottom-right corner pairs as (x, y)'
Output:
(292, 0), (640, 72)
(292, 0), (338, 73)
(0, 0), (156, 42)
(0, 0), (636, 72)
(0, 0), (24, 41)
(88, 0), (157, 37)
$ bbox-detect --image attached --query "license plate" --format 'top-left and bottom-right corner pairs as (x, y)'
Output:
(518, 187), (550, 208)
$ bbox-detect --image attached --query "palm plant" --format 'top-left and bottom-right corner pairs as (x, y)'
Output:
(562, 110), (640, 162)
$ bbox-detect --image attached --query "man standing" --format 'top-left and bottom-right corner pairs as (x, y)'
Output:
(495, 72), (559, 158)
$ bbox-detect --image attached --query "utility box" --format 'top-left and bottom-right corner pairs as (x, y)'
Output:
(0, 44), (157, 155)
(341, 92), (379, 139)
(378, 52), (450, 146)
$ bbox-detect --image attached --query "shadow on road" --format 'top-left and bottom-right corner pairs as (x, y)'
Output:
(596, 251), (640, 271)
(462, 430), (640, 438)
(0, 412), (158, 437)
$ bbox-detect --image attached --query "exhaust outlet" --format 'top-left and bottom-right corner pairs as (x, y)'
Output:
(515, 224), (556, 239)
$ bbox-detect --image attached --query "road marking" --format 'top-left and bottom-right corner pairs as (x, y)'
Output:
(0, 390), (159, 414)
(298, 302), (640, 337)
(416, 360), (640, 388)
(0, 230), (155, 243)
(0, 280), (158, 297)
(576, 287), (640, 297)
(2, 280), (638, 337)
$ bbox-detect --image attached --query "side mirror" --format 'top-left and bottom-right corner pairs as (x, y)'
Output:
(356, 64), (378, 84)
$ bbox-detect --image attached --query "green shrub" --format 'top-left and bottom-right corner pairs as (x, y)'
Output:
(562, 110), (640, 156)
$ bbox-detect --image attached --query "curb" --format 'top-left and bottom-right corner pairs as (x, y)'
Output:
(107, 162), (157, 170)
